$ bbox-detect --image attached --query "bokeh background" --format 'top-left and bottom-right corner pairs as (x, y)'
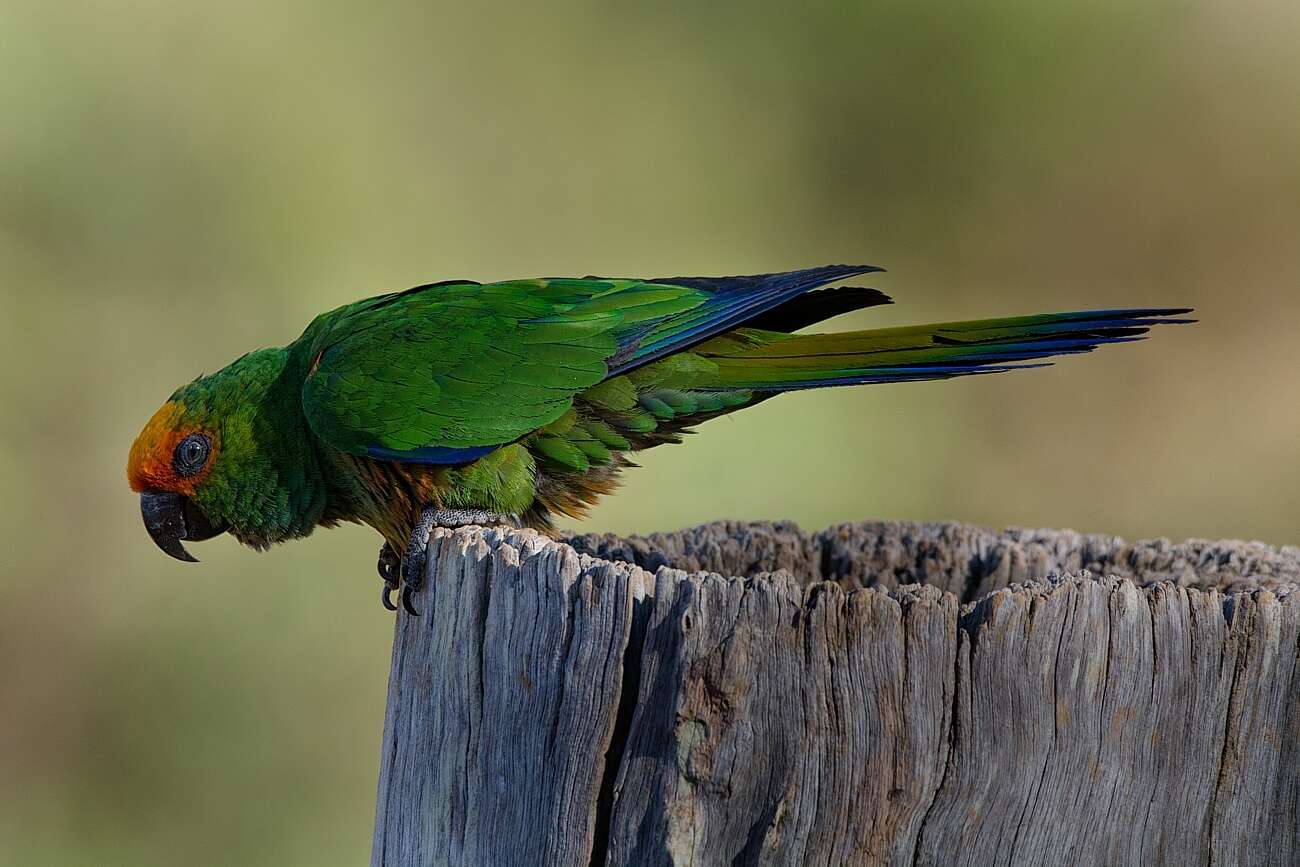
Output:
(2, 1), (1297, 864)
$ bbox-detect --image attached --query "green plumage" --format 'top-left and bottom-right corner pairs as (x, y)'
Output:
(134, 265), (1191, 553)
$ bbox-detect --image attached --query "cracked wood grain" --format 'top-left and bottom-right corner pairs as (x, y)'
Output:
(371, 529), (652, 867)
(372, 521), (1299, 867)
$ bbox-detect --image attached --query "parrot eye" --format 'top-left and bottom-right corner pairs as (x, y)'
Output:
(173, 433), (212, 477)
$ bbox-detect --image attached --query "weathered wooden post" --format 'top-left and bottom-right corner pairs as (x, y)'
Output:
(371, 521), (1300, 867)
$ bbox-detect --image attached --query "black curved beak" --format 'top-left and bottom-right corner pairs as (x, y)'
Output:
(140, 491), (228, 562)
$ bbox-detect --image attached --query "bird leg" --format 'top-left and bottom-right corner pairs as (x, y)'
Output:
(396, 507), (519, 616)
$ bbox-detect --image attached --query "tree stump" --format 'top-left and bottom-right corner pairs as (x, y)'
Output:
(371, 521), (1300, 867)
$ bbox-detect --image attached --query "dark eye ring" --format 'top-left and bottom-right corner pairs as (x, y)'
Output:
(173, 433), (212, 477)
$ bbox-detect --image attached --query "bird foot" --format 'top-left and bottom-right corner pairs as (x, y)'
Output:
(377, 508), (519, 616)
(377, 543), (401, 612)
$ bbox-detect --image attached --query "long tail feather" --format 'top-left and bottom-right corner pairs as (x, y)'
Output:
(700, 307), (1195, 391)
(616, 264), (883, 372)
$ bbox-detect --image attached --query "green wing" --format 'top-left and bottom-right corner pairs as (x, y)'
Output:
(298, 278), (703, 461)
(298, 267), (883, 462)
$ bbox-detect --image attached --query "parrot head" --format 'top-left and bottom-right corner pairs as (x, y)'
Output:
(128, 396), (229, 561)
(127, 348), (324, 561)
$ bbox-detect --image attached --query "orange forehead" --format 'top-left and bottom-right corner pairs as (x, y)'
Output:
(126, 401), (217, 494)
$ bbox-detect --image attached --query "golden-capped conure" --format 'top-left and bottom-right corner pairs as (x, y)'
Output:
(127, 265), (1192, 613)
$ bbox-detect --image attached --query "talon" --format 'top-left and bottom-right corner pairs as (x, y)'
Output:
(381, 582), (399, 612)
(401, 585), (420, 616)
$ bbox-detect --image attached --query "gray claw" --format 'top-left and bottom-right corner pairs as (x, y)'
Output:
(388, 506), (515, 617)
(377, 543), (401, 613)
(401, 585), (420, 617)
(401, 544), (427, 588)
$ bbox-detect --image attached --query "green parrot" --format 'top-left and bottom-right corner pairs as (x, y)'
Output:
(128, 265), (1192, 613)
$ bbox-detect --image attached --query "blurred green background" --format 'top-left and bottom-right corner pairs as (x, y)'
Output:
(2, 1), (1297, 864)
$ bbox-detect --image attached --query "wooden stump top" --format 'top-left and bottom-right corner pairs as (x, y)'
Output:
(372, 521), (1300, 867)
